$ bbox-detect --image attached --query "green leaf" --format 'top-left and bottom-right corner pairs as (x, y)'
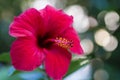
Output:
(8, 66), (21, 76)
(66, 59), (88, 76)
(0, 67), (21, 80)
(0, 52), (10, 63)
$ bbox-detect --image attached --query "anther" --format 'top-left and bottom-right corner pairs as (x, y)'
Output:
(55, 37), (73, 49)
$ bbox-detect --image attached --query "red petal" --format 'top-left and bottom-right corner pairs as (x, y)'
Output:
(62, 27), (83, 54)
(43, 45), (71, 79)
(10, 37), (44, 71)
(39, 5), (73, 37)
(9, 8), (45, 37)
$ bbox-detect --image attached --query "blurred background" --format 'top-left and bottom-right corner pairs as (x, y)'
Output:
(0, 0), (120, 80)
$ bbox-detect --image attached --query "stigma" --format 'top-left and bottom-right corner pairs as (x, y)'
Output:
(55, 37), (73, 49)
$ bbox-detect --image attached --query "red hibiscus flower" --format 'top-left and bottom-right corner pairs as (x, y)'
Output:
(9, 5), (83, 80)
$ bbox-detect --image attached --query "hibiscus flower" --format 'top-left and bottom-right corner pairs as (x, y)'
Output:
(9, 5), (83, 80)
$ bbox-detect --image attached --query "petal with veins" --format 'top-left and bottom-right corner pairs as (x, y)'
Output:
(44, 45), (71, 79)
(10, 37), (44, 71)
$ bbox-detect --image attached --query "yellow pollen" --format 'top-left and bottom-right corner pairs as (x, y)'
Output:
(55, 37), (73, 49)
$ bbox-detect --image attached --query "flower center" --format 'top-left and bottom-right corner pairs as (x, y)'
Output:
(37, 36), (73, 49)
(55, 37), (73, 49)
(37, 35), (53, 48)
